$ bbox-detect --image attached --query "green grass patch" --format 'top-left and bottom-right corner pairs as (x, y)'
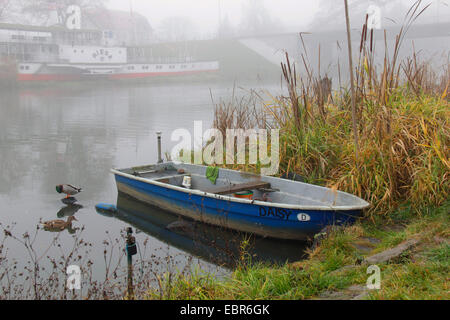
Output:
(144, 202), (449, 300)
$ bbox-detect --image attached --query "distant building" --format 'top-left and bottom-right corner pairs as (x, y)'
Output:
(82, 9), (153, 46)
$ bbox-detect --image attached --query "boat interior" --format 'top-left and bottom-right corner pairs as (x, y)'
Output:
(117, 163), (369, 209)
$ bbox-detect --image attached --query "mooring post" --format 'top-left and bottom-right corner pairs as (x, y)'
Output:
(126, 227), (137, 300)
(156, 131), (163, 164)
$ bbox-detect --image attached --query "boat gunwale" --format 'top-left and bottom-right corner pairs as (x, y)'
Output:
(111, 165), (370, 212)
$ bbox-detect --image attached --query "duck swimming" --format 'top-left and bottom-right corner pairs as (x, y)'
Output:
(42, 216), (78, 231)
(56, 184), (83, 199)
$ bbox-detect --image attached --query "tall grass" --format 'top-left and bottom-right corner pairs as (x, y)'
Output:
(276, 1), (448, 215)
(213, 1), (449, 216)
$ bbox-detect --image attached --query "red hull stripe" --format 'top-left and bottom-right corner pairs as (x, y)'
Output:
(17, 69), (218, 82)
(18, 74), (82, 81)
(108, 69), (218, 80)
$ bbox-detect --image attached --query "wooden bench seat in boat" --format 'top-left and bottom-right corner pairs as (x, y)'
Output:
(154, 174), (190, 185)
(204, 181), (271, 195)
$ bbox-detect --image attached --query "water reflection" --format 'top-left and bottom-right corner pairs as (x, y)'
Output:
(0, 85), (118, 200)
(110, 194), (308, 269)
(56, 203), (83, 218)
(0, 80), (285, 281)
(42, 216), (79, 234)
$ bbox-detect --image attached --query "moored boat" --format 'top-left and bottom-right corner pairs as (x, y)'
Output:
(0, 21), (219, 84)
(111, 162), (370, 241)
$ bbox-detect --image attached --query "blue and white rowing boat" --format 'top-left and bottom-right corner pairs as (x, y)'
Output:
(111, 163), (370, 241)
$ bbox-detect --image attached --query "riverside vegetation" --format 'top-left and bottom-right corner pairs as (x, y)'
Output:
(146, 2), (448, 300)
(1, 1), (448, 300)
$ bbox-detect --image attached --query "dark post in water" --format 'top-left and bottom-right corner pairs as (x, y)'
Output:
(126, 227), (137, 300)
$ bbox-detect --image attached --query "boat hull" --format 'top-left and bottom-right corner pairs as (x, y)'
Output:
(112, 194), (308, 268)
(15, 61), (220, 83)
(114, 173), (364, 241)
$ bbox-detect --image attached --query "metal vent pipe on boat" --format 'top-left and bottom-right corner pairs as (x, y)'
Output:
(156, 131), (163, 164)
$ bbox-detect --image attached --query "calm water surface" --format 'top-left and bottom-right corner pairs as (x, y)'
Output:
(0, 80), (306, 283)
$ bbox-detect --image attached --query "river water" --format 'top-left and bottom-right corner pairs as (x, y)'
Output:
(0, 79), (307, 291)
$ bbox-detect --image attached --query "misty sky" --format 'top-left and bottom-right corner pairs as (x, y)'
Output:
(106, 0), (320, 31)
(106, 0), (449, 35)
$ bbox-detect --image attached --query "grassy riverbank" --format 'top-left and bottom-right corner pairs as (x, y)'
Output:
(146, 5), (449, 300)
(145, 81), (449, 300)
(144, 202), (448, 300)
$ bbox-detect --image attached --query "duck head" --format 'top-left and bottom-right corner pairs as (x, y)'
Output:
(56, 185), (63, 194)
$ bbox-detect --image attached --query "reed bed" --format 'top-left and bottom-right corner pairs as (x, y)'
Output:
(213, 1), (449, 217)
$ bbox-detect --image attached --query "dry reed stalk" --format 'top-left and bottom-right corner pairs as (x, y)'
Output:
(344, 0), (360, 160)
